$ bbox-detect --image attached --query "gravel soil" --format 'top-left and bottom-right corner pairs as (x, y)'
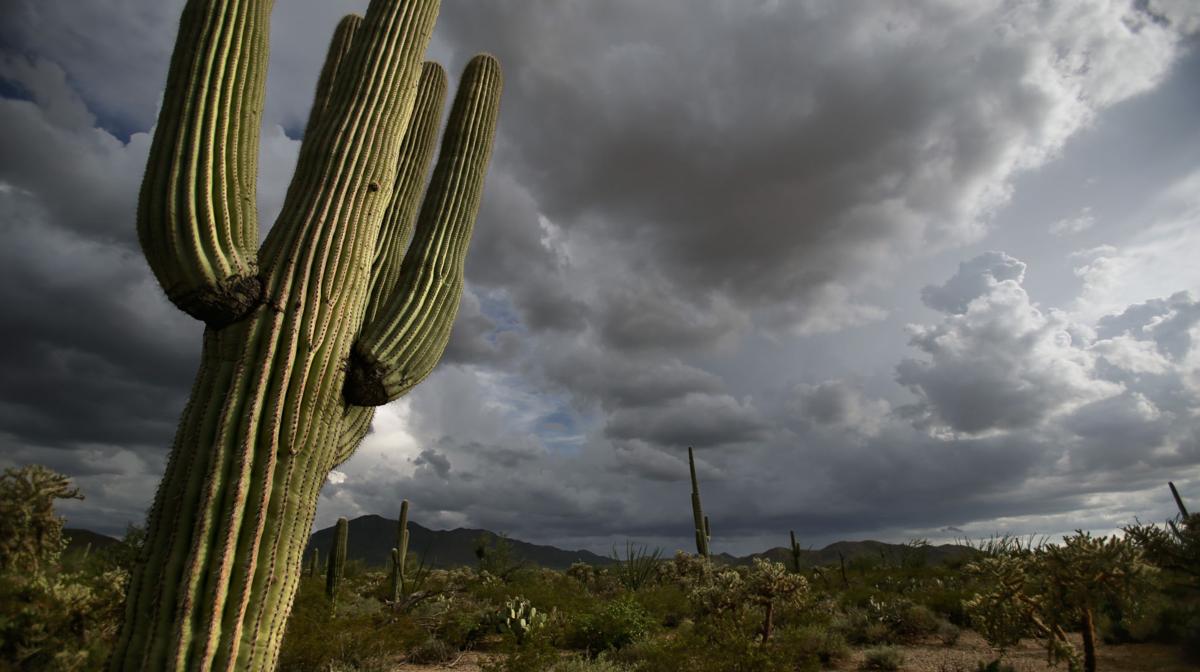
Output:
(388, 630), (1196, 671)
(835, 629), (1195, 672)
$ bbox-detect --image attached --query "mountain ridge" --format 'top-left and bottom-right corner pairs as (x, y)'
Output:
(64, 520), (975, 570)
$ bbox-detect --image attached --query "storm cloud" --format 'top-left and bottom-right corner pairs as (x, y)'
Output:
(2, 0), (1199, 554)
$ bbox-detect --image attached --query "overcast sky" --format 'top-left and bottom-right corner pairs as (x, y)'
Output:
(2, 0), (1199, 556)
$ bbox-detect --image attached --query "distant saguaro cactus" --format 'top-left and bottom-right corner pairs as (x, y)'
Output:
(688, 447), (710, 558)
(326, 517), (349, 602)
(307, 547), (320, 579)
(390, 499), (410, 602)
(110, 0), (502, 669)
(789, 530), (802, 573)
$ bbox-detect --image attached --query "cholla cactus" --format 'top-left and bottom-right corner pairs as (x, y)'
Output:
(741, 558), (808, 642)
(0, 465), (82, 575)
(964, 532), (1151, 672)
(111, 0), (502, 668)
(663, 549), (716, 590)
(500, 596), (547, 645)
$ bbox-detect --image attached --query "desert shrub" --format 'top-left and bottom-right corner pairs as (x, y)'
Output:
(776, 624), (849, 666)
(633, 583), (692, 627)
(936, 619), (961, 646)
(894, 603), (940, 641)
(481, 624), (561, 672)
(974, 659), (1017, 672)
(833, 607), (890, 645)
(861, 645), (905, 671)
(406, 637), (456, 664)
(424, 593), (493, 649)
(0, 568), (127, 671)
(569, 595), (653, 652)
(277, 575), (425, 672)
(550, 653), (634, 671)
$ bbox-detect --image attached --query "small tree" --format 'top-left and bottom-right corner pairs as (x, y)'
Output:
(0, 465), (83, 575)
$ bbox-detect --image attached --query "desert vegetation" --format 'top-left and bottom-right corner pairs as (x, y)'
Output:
(3, 464), (1197, 672)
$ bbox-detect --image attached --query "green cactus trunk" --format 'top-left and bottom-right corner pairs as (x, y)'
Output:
(390, 499), (410, 602)
(688, 447), (709, 558)
(110, 1), (501, 669)
(789, 530), (802, 573)
(326, 517), (348, 602)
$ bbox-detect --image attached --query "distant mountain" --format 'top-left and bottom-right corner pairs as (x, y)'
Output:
(736, 539), (976, 568)
(304, 514), (616, 570)
(305, 515), (976, 570)
(64, 518), (974, 571)
(63, 528), (120, 555)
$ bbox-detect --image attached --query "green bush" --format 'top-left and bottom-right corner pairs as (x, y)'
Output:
(569, 595), (653, 652)
(860, 645), (905, 671)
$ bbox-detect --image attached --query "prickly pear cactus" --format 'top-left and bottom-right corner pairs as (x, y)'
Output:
(501, 596), (547, 645)
(110, 0), (502, 669)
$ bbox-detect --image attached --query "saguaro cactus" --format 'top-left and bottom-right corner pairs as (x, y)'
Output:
(326, 517), (349, 602)
(307, 547), (320, 578)
(789, 530), (802, 573)
(688, 447), (710, 558)
(390, 499), (410, 602)
(110, 0), (502, 669)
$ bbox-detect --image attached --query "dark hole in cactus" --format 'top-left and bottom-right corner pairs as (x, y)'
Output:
(343, 347), (390, 406)
(172, 273), (264, 328)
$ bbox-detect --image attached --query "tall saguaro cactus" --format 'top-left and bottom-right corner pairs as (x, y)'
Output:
(688, 447), (710, 558)
(325, 517), (349, 603)
(111, 0), (502, 669)
(390, 499), (410, 602)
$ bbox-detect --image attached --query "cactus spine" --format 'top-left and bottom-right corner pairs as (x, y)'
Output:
(325, 517), (348, 602)
(110, 1), (502, 669)
(688, 447), (710, 558)
(390, 499), (410, 602)
(789, 530), (802, 573)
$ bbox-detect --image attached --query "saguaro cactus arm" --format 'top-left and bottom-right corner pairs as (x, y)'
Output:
(688, 447), (710, 558)
(136, 0), (271, 325)
(346, 54), (503, 405)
